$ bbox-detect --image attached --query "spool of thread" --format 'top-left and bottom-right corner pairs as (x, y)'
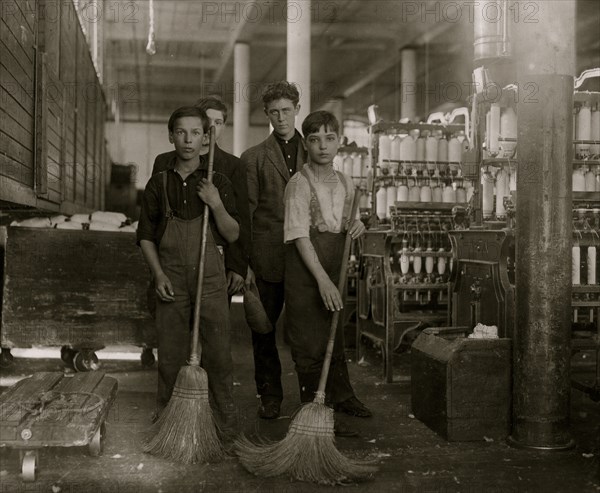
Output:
(413, 247), (422, 274)
(587, 246), (596, 285)
(585, 168), (596, 192)
(488, 104), (501, 156)
(572, 245), (581, 285)
(509, 166), (517, 192)
(573, 166), (586, 192)
(416, 135), (426, 161)
(379, 135), (391, 164)
(420, 179), (432, 202)
(408, 181), (421, 202)
(442, 184), (456, 203)
(482, 171), (495, 218)
(397, 180), (409, 201)
(591, 108), (600, 155)
(399, 135), (416, 161)
(425, 254), (434, 274)
(495, 168), (509, 218)
(425, 134), (438, 163)
(432, 180), (443, 202)
(437, 137), (448, 163)
(437, 249), (446, 275)
(500, 107), (517, 157)
(390, 136), (402, 161)
(448, 135), (462, 163)
(376, 186), (388, 219)
(386, 184), (397, 213)
(352, 154), (363, 181)
(343, 155), (353, 177)
(576, 104), (592, 158)
(400, 240), (410, 275)
(333, 154), (344, 172)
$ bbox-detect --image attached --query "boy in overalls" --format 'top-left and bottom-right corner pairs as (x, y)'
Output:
(137, 107), (240, 436)
(283, 111), (372, 436)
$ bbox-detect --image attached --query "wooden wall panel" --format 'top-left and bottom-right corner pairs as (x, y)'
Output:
(1, 0), (106, 213)
(0, 2), (35, 191)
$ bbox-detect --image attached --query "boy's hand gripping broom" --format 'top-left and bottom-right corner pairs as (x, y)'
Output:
(235, 190), (377, 485)
(142, 126), (225, 464)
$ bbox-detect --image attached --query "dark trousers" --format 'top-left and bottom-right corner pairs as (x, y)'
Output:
(251, 278), (284, 402)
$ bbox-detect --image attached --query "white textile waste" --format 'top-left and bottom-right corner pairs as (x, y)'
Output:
(10, 217), (51, 228)
(90, 211), (126, 226)
(468, 323), (498, 339)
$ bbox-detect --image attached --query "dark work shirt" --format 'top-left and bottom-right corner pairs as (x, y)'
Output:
(137, 162), (239, 248)
(274, 130), (302, 176)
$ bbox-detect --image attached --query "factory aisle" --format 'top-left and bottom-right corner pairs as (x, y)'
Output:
(0, 305), (599, 492)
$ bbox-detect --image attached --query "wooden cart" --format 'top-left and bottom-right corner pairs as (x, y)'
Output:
(0, 226), (156, 370)
(0, 371), (118, 481)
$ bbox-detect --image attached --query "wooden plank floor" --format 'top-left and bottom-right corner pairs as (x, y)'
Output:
(0, 315), (598, 492)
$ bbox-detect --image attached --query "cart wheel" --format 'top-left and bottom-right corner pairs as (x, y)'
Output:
(60, 346), (77, 364)
(0, 348), (14, 368)
(73, 351), (100, 372)
(141, 348), (155, 368)
(21, 451), (37, 482)
(89, 422), (106, 456)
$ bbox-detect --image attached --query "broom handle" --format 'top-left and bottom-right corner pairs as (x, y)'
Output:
(316, 189), (361, 395)
(189, 126), (216, 366)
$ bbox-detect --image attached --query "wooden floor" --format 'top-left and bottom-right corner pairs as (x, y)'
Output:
(0, 315), (599, 492)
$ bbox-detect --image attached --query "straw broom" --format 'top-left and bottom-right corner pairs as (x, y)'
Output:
(235, 190), (377, 485)
(142, 126), (225, 464)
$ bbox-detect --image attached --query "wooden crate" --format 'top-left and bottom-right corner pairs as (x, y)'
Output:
(0, 227), (155, 352)
(411, 327), (511, 441)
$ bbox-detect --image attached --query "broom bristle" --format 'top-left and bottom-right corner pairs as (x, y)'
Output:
(235, 402), (377, 485)
(142, 365), (224, 464)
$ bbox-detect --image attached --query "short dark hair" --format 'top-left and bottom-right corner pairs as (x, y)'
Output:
(302, 111), (340, 137)
(195, 96), (228, 123)
(262, 81), (300, 108)
(168, 106), (209, 133)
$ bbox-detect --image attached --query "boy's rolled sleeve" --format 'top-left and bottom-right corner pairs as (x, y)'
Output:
(284, 174), (310, 243)
(136, 178), (161, 246)
(214, 173), (240, 226)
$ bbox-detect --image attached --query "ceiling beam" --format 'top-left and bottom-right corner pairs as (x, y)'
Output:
(212, 0), (257, 84)
(105, 28), (232, 44)
(339, 20), (457, 99)
(110, 56), (221, 70)
(252, 22), (401, 40)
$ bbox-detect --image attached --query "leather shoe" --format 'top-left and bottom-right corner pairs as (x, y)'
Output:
(334, 420), (359, 438)
(258, 398), (281, 419)
(334, 396), (372, 418)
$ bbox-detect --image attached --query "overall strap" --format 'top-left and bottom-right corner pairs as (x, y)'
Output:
(300, 167), (327, 231)
(336, 171), (354, 231)
(161, 171), (173, 218)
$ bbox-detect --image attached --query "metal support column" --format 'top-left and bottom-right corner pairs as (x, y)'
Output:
(509, 0), (575, 450)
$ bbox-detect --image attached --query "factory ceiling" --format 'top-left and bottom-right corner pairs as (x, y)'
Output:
(102, 0), (600, 125)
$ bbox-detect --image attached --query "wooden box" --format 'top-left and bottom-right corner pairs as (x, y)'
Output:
(0, 227), (154, 351)
(411, 327), (511, 441)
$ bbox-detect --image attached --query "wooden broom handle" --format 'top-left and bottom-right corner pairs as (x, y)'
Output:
(189, 126), (216, 365)
(316, 189), (361, 396)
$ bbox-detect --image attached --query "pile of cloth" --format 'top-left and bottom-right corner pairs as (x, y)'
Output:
(10, 211), (137, 232)
(468, 323), (499, 339)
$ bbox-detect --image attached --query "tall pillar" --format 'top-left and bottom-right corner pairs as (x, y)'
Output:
(287, 0), (310, 125)
(324, 98), (344, 127)
(233, 42), (250, 157)
(400, 49), (417, 122)
(510, 0), (575, 450)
